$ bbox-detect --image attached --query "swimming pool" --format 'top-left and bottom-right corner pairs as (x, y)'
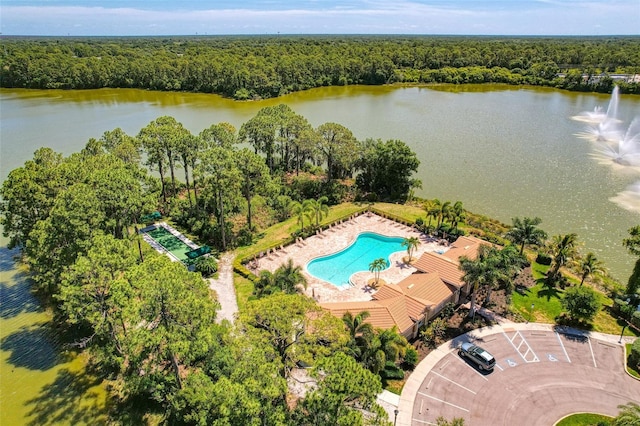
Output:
(307, 232), (405, 289)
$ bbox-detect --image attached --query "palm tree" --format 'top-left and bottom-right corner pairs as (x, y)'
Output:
(459, 244), (499, 317)
(613, 402), (640, 425)
(342, 311), (376, 363)
(288, 199), (313, 233)
(547, 233), (579, 280)
(342, 311), (373, 339)
(437, 200), (452, 229)
(424, 199), (441, 228)
(369, 257), (387, 287)
(624, 225), (640, 295)
(623, 225), (640, 256)
(450, 201), (465, 232)
(377, 327), (408, 364)
(506, 216), (548, 255)
(254, 270), (276, 297)
(401, 236), (420, 263)
(485, 245), (526, 304)
(274, 259), (308, 294)
(309, 196), (329, 227)
(578, 252), (605, 286)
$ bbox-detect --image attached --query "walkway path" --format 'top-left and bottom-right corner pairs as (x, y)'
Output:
(208, 252), (238, 324)
(461, 302), (515, 325)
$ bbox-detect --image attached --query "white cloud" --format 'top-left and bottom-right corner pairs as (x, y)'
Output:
(1, 1), (638, 35)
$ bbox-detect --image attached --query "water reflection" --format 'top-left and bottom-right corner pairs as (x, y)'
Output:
(26, 368), (107, 426)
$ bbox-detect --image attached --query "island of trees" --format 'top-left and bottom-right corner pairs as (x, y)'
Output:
(2, 102), (639, 424)
(1, 35), (639, 99)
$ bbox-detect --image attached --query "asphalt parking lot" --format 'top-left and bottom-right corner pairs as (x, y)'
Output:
(398, 323), (640, 426)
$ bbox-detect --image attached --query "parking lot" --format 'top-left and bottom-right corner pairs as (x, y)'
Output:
(398, 323), (640, 426)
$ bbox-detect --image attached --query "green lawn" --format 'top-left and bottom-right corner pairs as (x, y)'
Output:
(511, 262), (639, 337)
(512, 262), (564, 323)
(235, 274), (255, 312)
(555, 413), (613, 426)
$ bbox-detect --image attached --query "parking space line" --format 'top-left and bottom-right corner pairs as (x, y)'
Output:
(503, 331), (539, 362)
(418, 391), (470, 412)
(556, 332), (571, 363)
(519, 331), (539, 362)
(439, 360), (450, 370)
(412, 418), (436, 425)
(454, 353), (489, 381)
(588, 337), (597, 368)
(431, 371), (477, 394)
(494, 363), (504, 371)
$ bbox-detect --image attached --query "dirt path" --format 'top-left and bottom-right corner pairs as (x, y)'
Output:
(208, 252), (238, 324)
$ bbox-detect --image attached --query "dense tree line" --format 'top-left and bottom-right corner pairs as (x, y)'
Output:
(1, 35), (639, 98)
(0, 107), (422, 424)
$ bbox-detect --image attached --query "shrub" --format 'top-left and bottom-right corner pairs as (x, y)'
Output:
(420, 328), (436, 348)
(439, 302), (456, 319)
(236, 225), (255, 247)
(380, 361), (405, 380)
(234, 258), (258, 282)
(403, 347), (419, 370)
(561, 285), (600, 323)
(194, 256), (218, 277)
(630, 338), (640, 370)
(536, 252), (552, 265)
(430, 318), (448, 339)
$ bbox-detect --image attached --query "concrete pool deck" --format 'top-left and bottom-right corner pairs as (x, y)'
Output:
(251, 213), (451, 304)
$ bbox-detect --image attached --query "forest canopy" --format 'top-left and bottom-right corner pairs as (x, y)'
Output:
(1, 35), (639, 98)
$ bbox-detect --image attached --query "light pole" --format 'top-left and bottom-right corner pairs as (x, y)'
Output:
(394, 409), (399, 426)
(619, 301), (633, 344)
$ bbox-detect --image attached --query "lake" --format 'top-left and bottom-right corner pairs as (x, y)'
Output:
(1, 84), (639, 423)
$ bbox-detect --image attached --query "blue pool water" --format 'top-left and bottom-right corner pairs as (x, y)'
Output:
(307, 232), (405, 288)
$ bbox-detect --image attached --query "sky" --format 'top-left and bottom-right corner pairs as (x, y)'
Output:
(0, 0), (638, 36)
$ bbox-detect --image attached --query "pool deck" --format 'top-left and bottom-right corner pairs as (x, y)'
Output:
(251, 213), (450, 304)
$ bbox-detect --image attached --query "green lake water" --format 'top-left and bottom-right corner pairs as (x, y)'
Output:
(0, 244), (108, 425)
(1, 84), (639, 423)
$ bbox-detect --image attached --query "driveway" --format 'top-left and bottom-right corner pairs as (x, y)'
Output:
(398, 323), (640, 426)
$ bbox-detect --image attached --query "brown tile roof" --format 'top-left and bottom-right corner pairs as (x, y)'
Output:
(372, 284), (403, 300)
(322, 272), (456, 334)
(396, 272), (455, 319)
(412, 251), (464, 288)
(443, 235), (490, 261)
(319, 300), (404, 331)
(374, 296), (414, 332)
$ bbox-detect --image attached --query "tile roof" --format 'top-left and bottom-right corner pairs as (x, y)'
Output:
(396, 272), (455, 319)
(412, 251), (464, 288)
(443, 235), (490, 261)
(319, 300), (406, 331)
(322, 271), (456, 335)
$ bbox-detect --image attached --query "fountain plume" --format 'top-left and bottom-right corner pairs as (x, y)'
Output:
(572, 85), (621, 125)
(591, 117), (640, 169)
(610, 180), (640, 214)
